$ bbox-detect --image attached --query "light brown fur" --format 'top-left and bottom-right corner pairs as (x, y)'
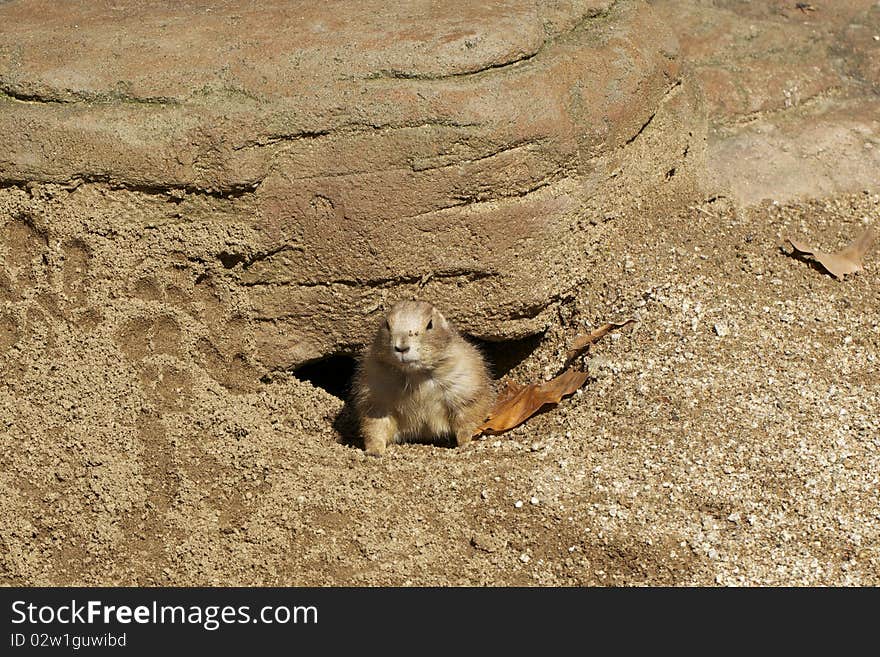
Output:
(353, 300), (494, 456)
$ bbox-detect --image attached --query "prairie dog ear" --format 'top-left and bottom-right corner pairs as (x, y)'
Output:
(430, 307), (449, 331)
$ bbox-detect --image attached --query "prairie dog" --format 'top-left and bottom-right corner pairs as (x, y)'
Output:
(354, 300), (494, 456)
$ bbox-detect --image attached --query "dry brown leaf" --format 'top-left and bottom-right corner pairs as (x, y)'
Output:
(476, 368), (589, 436)
(565, 319), (636, 364)
(474, 319), (634, 437)
(787, 228), (876, 280)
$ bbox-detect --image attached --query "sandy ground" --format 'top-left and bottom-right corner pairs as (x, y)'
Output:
(2, 187), (877, 586)
(2, 0), (880, 589)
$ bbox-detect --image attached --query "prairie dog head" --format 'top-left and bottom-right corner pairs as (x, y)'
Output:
(372, 300), (454, 371)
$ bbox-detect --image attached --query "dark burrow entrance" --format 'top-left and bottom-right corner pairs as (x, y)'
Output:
(291, 354), (359, 400)
(292, 333), (545, 447)
(291, 333), (544, 402)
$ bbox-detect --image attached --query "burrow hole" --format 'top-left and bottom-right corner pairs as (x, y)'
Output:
(292, 333), (543, 401)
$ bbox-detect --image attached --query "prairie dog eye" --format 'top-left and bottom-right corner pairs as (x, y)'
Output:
(426, 318), (433, 331)
(383, 319), (391, 331)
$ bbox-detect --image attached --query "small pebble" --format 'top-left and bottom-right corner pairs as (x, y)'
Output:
(520, 553), (530, 563)
(514, 500), (524, 508)
(530, 497), (539, 505)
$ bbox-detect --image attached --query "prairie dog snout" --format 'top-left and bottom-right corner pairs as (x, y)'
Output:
(354, 300), (494, 456)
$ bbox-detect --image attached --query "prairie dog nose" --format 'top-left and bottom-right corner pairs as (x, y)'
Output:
(394, 341), (410, 353)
